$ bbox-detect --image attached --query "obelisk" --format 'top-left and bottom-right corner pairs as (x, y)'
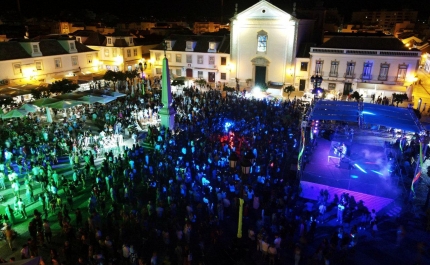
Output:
(159, 43), (176, 130)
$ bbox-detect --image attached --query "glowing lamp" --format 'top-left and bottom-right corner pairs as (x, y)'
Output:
(241, 159), (252, 175)
(244, 151), (256, 164)
(228, 152), (238, 169)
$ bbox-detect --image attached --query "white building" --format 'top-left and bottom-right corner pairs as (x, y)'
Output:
(150, 35), (231, 86)
(309, 35), (421, 100)
(0, 38), (99, 97)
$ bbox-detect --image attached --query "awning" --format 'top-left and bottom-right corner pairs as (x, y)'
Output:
(356, 83), (406, 93)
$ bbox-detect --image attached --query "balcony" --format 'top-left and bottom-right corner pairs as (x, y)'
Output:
(343, 73), (355, 79)
(360, 74), (372, 80)
(329, 72), (338, 77)
(377, 75), (388, 81)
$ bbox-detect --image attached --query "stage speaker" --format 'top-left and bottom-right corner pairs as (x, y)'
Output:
(322, 130), (334, 141)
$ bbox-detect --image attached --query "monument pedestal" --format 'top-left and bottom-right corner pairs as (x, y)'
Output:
(159, 107), (176, 130)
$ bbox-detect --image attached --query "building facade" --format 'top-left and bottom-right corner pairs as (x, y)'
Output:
(149, 35), (231, 86)
(0, 38), (99, 96)
(351, 10), (418, 34)
(308, 36), (421, 100)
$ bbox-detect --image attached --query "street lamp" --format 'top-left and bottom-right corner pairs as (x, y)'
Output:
(310, 75), (323, 98)
(228, 152), (238, 170)
(241, 159), (252, 175)
(244, 151), (256, 164)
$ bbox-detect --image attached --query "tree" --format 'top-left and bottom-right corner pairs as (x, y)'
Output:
(283, 85), (295, 98)
(0, 96), (13, 109)
(103, 70), (118, 88)
(392, 93), (408, 107)
(125, 69), (139, 86)
(195, 78), (207, 88)
(350, 91), (362, 102)
(48, 79), (79, 94)
(171, 79), (185, 87)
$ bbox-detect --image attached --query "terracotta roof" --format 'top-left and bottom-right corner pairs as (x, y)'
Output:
(319, 36), (411, 51)
(0, 42), (31, 61)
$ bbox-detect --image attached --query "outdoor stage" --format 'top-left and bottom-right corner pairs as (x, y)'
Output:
(301, 128), (405, 200)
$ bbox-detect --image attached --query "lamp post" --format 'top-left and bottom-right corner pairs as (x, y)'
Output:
(310, 75), (323, 100)
(228, 152), (238, 171)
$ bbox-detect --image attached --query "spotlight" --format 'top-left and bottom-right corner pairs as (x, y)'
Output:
(354, 163), (367, 173)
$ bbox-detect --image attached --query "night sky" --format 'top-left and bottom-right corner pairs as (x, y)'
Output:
(3, 0), (429, 21)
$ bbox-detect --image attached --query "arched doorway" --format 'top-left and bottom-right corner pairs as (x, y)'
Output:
(251, 57), (270, 87)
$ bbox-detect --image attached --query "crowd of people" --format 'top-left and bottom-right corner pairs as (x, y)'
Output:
(0, 87), (413, 265)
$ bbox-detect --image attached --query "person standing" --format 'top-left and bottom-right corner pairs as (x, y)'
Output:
(18, 198), (28, 219)
(337, 203), (345, 223)
(5, 205), (15, 225)
(4, 226), (15, 250)
(0, 171), (5, 189)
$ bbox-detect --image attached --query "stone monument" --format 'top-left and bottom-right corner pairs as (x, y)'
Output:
(159, 40), (176, 130)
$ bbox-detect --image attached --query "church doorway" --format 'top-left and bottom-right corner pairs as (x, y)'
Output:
(255, 66), (266, 87)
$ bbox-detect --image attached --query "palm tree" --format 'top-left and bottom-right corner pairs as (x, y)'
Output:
(283, 85), (295, 98)
(48, 79), (79, 94)
(195, 78), (207, 88)
(392, 93), (408, 107)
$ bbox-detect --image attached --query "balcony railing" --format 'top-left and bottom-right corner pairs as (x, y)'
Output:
(343, 73), (355, 79)
(377, 75), (388, 81)
(360, 74), (372, 80)
(329, 72), (338, 77)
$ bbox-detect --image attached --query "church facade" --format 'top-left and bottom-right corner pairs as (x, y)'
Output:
(230, 0), (300, 90)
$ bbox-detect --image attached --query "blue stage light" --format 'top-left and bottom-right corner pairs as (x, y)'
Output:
(371, 170), (384, 176)
(354, 163), (367, 173)
(362, 111), (375, 115)
(224, 122), (233, 132)
(351, 175), (359, 179)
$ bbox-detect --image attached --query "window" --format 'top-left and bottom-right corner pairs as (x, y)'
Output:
(155, 53), (161, 61)
(13, 63), (22, 75)
(71, 56), (78, 66)
(166, 41), (171, 49)
(107, 38), (112, 44)
(198, 71), (203, 78)
(300, 62), (308, 72)
(156, 68), (161, 74)
(378, 63), (390, 81)
(129, 38), (133, 45)
(166, 53), (171, 59)
(315, 60), (323, 75)
(345, 61), (355, 78)
(87, 55), (93, 64)
(209, 56), (215, 65)
(76, 37), (81, 43)
(209, 42), (216, 50)
(112, 49), (117, 57)
(176, 69), (182, 76)
(35, 61), (43, 70)
(32, 45), (39, 53)
(127, 49), (131, 57)
(186, 55), (192, 63)
(176, 54), (182, 63)
(328, 83), (336, 90)
(397, 63), (408, 81)
(221, 73), (226, 80)
(197, 55), (203, 64)
(221, 57), (227, 66)
(186, 41), (193, 50)
(329, 61), (339, 77)
(133, 49), (137, 56)
(70, 42), (75, 50)
(54, 58), (62, 68)
(362, 62), (373, 80)
(104, 49), (110, 57)
(257, 30), (268, 52)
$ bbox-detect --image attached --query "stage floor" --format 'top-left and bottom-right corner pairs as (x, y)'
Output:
(301, 129), (404, 199)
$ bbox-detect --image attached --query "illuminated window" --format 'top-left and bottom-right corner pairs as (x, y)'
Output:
(70, 42), (75, 50)
(35, 61), (43, 70)
(166, 53), (171, 60)
(112, 49), (117, 57)
(209, 42), (216, 50)
(186, 55), (192, 63)
(107, 38), (112, 45)
(209, 56), (215, 65)
(378, 63), (390, 81)
(198, 71), (203, 78)
(397, 63), (408, 81)
(76, 37), (81, 43)
(129, 38), (133, 45)
(329, 61), (339, 77)
(221, 57), (226, 65)
(221, 73), (226, 80)
(198, 55), (203, 64)
(32, 45), (39, 53)
(71, 56), (78, 66)
(176, 54), (182, 63)
(54, 58), (62, 68)
(127, 49), (131, 57)
(257, 30), (268, 52)
(176, 69), (182, 76)
(13, 63), (22, 75)
(104, 49), (109, 57)
(362, 62), (372, 80)
(345, 61), (355, 78)
(315, 60), (323, 75)
(133, 49), (137, 56)
(155, 53), (161, 61)
(186, 41), (193, 50)
(156, 68), (161, 74)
